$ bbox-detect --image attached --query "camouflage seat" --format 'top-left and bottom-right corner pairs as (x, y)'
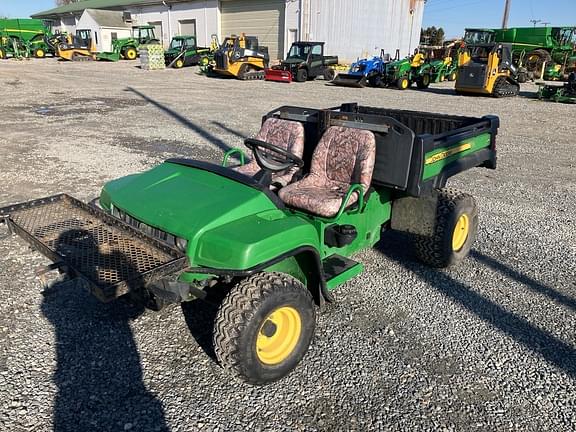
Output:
(279, 126), (376, 218)
(234, 118), (305, 187)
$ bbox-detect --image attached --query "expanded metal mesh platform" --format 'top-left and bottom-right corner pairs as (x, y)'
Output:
(0, 194), (188, 302)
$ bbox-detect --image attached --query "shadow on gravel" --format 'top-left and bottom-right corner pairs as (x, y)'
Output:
(41, 230), (169, 432)
(126, 86), (234, 154)
(211, 121), (247, 140)
(376, 231), (576, 378)
(411, 87), (457, 96)
(180, 283), (232, 361)
(470, 250), (576, 312)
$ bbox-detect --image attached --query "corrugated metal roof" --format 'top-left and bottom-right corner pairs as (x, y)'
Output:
(31, 0), (188, 18)
(85, 9), (132, 28)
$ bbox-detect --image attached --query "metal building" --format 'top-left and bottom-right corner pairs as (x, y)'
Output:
(32, 0), (425, 62)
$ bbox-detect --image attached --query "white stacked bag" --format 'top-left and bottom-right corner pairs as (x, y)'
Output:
(140, 44), (165, 70)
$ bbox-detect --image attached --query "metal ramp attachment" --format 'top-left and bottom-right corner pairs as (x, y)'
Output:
(0, 194), (188, 302)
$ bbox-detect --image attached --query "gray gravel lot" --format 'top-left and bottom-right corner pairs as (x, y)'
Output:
(0, 59), (575, 432)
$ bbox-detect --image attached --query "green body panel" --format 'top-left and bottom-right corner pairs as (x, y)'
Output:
(0, 19), (50, 43)
(326, 262), (364, 290)
(423, 133), (491, 180)
(195, 210), (319, 270)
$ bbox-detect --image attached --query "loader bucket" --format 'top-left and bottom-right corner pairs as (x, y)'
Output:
(264, 68), (292, 83)
(331, 73), (367, 88)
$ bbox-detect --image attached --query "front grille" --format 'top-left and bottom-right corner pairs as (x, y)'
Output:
(456, 65), (487, 88)
(111, 206), (177, 247)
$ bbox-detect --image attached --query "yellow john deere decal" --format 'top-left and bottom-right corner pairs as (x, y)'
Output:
(426, 143), (472, 165)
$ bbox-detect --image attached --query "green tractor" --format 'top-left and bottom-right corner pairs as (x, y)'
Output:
(164, 35), (211, 68)
(99, 25), (159, 62)
(372, 50), (433, 89)
(0, 103), (499, 385)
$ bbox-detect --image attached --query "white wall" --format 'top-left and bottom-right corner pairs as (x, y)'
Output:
(130, 0), (218, 48)
(76, 11), (131, 52)
(306, 0), (425, 63)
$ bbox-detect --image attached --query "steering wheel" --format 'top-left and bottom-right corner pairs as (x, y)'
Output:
(245, 138), (304, 173)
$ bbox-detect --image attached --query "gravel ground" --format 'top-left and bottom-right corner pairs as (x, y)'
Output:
(0, 59), (575, 432)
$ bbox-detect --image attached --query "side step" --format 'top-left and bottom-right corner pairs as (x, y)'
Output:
(322, 254), (364, 290)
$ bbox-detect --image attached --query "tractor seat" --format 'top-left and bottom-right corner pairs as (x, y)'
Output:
(279, 126), (376, 218)
(234, 118), (305, 188)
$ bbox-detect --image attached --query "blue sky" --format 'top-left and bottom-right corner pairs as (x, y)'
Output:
(1, 0), (575, 39)
(423, 0), (576, 38)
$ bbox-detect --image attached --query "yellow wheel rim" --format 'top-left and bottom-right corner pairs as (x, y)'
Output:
(175, 59), (184, 68)
(256, 306), (302, 365)
(423, 75), (430, 85)
(126, 49), (137, 60)
(36, 49), (45, 58)
(452, 213), (470, 251)
(401, 79), (409, 89)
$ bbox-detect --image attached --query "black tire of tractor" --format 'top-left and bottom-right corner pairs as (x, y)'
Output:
(214, 272), (316, 385)
(174, 58), (184, 69)
(414, 188), (478, 268)
(397, 77), (410, 90)
(525, 49), (552, 78)
(368, 74), (382, 87)
(323, 68), (335, 81)
(416, 74), (431, 89)
(124, 47), (138, 61)
(295, 68), (308, 82)
(448, 72), (457, 81)
(34, 48), (46, 58)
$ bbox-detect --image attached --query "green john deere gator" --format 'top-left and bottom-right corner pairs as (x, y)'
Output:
(0, 103), (499, 385)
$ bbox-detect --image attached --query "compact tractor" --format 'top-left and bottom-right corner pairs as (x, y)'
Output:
(164, 35), (211, 69)
(209, 34), (269, 80)
(331, 50), (390, 88)
(1, 103), (499, 385)
(537, 71), (576, 103)
(369, 50), (432, 90)
(265, 42), (338, 83)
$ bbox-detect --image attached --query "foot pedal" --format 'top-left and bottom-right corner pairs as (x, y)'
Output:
(322, 254), (363, 290)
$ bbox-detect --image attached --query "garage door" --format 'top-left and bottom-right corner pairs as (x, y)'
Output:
(220, 0), (285, 59)
(179, 19), (196, 37)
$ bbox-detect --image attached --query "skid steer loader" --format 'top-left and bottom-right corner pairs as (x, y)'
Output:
(455, 42), (520, 97)
(208, 33), (269, 80)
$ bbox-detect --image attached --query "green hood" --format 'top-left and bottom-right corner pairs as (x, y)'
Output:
(101, 161), (278, 242)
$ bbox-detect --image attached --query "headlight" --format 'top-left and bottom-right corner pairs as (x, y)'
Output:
(175, 237), (188, 253)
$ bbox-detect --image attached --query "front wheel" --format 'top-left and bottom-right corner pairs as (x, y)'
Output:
(34, 48), (46, 58)
(173, 58), (184, 69)
(295, 68), (308, 82)
(214, 272), (315, 385)
(0, 48), (5, 59)
(414, 188), (478, 268)
(124, 47), (138, 60)
(397, 77), (410, 90)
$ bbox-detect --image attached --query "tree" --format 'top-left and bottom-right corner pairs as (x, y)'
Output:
(56, 0), (80, 5)
(420, 26), (445, 46)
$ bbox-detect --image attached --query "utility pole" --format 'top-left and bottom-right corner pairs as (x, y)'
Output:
(501, 0), (511, 29)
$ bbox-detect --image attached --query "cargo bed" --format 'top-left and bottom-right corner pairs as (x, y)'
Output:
(0, 194), (187, 302)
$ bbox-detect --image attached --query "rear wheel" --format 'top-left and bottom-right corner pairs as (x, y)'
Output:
(416, 74), (431, 89)
(448, 71), (457, 81)
(526, 49), (552, 78)
(199, 56), (210, 67)
(323, 67), (335, 81)
(397, 77), (410, 90)
(295, 68), (308, 82)
(414, 188), (478, 268)
(124, 47), (138, 60)
(174, 58), (184, 69)
(214, 272), (315, 385)
(34, 48), (46, 58)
